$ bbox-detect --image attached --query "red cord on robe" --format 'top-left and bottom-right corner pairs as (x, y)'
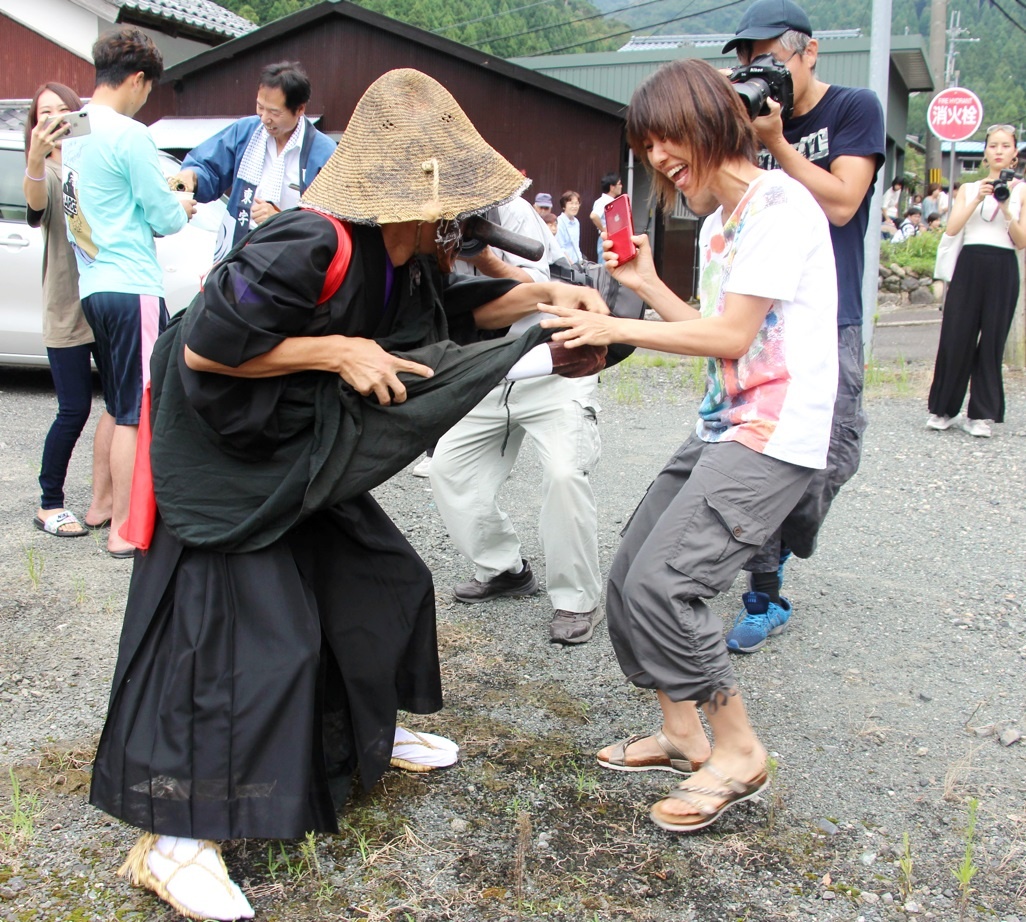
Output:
(120, 382), (156, 551)
(119, 213), (351, 553)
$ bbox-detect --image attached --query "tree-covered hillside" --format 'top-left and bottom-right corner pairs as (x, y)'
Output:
(221, 0), (1025, 141)
(595, 0), (1025, 141)
(228, 0), (629, 57)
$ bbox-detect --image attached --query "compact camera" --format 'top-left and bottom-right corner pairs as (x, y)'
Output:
(991, 169), (1017, 203)
(728, 54), (795, 121)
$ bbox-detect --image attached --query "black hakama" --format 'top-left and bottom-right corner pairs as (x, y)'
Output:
(90, 211), (547, 839)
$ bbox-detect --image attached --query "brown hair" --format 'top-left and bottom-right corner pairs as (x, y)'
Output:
(93, 26), (163, 89)
(24, 82), (84, 159)
(626, 58), (758, 211)
(559, 189), (581, 210)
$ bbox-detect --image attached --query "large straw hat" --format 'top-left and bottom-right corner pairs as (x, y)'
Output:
(301, 69), (529, 225)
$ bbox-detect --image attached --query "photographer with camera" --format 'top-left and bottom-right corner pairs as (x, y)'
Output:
(927, 124), (1026, 438)
(720, 0), (884, 654)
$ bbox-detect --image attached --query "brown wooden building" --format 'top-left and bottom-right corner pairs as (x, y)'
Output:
(0, 0), (253, 100)
(0, 14), (96, 99)
(144, 0), (629, 262)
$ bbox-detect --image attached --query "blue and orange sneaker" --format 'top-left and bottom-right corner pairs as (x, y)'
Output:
(726, 591), (792, 654)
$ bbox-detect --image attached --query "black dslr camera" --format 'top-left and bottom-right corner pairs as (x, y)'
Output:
(991, 169), (1016, 203)
(728, 54), (795, 121)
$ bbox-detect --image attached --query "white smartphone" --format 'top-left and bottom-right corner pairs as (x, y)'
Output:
(48, 109), (91, 139)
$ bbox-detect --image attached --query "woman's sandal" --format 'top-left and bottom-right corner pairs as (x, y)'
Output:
(33, 510), (89, 537)
(390, 727), (459, 772)
(118, 833), (254, 921)
(649, 762), (769, 833)
(597, 730), (705, 775)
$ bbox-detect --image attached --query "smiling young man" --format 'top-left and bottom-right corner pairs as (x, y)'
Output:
(170, 61), (336, 262)
(720, 0), (885, 654)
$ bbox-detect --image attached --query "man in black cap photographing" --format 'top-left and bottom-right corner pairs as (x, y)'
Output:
(721, 0), (886, 654)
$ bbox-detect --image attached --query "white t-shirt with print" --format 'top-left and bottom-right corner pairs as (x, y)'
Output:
(695, 170), (838, 470)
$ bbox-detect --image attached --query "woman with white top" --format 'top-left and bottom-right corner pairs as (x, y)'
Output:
(927, 124), (1026, 438)
(543, 58), (838, 834)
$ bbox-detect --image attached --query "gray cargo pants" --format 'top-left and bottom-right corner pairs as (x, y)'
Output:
(607, 435), (814, 705)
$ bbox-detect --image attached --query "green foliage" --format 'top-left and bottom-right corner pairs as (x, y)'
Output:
(214, 0), (1025, 130)
(22, 544), (44, 590)
(898, 831), (914, 900)
(0, 769), (41, 849)
(881, 230), (940, 276)
(953, 797), (980, 920)
(223, 0), (628, 55)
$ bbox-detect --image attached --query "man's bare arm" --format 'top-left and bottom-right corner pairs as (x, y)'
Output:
(184, 336), (434, 405)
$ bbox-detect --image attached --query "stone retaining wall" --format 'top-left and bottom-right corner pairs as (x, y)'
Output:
(878, 263), (943, 307)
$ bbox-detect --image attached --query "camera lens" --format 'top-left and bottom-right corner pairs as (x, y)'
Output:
(993, 183), (1010, 202)
(733, 78), (771, 120)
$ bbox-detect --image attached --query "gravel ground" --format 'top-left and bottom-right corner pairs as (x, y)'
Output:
(0, 353), (1024, 922)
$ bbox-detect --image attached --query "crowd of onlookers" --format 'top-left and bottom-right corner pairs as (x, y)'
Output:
(881, 177), (952, 243)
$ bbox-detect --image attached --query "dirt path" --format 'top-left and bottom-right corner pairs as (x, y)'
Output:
(0, 357), (1023, 921)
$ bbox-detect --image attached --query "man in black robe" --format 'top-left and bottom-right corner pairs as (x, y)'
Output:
(92, 68), (608, 922)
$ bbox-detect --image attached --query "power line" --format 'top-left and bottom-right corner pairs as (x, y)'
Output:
(433, 0), (560, 34)
(994, 0), (1026, 12)
(468, 0), (675, 49)
(987, 0), (1026, 33)
(653, 0), (700, 36)
(525, 0), (747, 56)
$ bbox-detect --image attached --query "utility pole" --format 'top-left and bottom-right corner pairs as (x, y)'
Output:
(863, 0), (892, 350)
(944, 10), (977, 88)
(942, 11), (980, 196)
(925, 0), (946, 184)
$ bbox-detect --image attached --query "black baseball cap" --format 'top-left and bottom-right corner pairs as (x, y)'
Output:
(722, 0), (813, 54)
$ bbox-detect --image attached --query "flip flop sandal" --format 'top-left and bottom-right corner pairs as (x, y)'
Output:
(119, 833), (254, 921)
(391, 726), (459, 772)
(649, 762), (769, 833)
(33, 510), (89, 538)
(597, 730), (704, 775)
(85, 517), (112, 530)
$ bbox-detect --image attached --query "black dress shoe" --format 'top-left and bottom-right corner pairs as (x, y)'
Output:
(453, 558), (539, 603)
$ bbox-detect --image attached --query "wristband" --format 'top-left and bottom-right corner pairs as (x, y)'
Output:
(25, 168), (46, 182)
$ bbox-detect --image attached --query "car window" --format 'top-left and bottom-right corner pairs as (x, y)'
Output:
(0, 149), (29, 223)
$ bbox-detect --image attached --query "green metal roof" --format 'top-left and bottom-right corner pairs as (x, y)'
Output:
(512, 34), (934, 105)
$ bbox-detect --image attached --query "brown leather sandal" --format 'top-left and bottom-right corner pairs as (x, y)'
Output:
(649, 762), (769, 833)
(597, 729), (705, 775)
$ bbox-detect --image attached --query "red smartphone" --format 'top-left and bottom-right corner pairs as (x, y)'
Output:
(604, 194), (637, 263)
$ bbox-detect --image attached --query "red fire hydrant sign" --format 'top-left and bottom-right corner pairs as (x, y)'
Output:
(927, 87), (983, 142)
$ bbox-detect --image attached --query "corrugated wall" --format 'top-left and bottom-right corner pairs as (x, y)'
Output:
(525, 46), (875, 104)
(0, 14), (96, 99)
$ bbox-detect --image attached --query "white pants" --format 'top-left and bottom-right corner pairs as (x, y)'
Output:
(430, 374), (602, 613)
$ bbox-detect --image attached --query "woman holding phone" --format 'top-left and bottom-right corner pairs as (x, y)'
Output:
(23, 83), (111, 537)
(543, 58), (838, 832)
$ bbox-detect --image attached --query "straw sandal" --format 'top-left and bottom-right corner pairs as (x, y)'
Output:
(390, 727), (459, 772)
(649, 762), (769, 833)
(597, 730), (704, 775)
(118, 833), (253, 920)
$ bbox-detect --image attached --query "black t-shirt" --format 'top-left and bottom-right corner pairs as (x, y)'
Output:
(757, 84), (885, 327)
